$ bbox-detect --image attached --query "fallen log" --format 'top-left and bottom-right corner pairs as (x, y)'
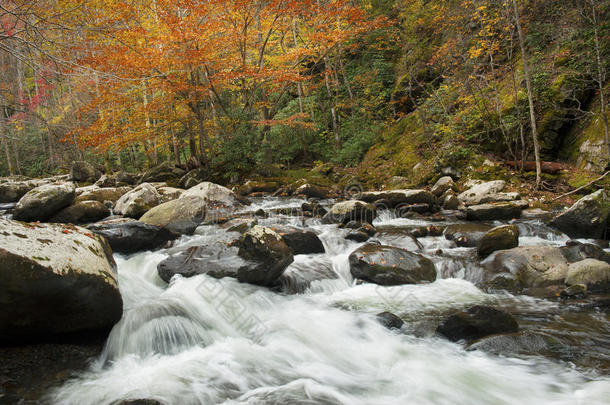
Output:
(504, 161), (564, 175)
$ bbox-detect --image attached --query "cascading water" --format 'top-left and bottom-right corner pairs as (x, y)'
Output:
(49, 197), (610, 405)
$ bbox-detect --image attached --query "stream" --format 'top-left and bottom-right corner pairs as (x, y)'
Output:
(49, 197), (610, 405)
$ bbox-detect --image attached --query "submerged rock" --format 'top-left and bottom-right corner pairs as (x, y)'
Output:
(376, 311), (404, 330)
(466, 330), (560, 355)
(356, 189), (436, 209)
(348, 243), (436, 286)
(13, 183), (76, 222)
(0, 218), (122, 341)
(436, 305), (518, 343)
(550, 189), (610, 239)
(477, 225), (520, 258)
(88, 220), (179, 254)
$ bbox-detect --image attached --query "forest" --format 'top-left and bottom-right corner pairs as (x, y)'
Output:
(0, 0), (606, 186)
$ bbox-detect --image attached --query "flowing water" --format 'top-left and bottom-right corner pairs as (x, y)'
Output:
(49, 197), (610, 405)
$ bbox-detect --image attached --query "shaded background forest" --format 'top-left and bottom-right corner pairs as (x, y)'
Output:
(0, 0), (608, 186)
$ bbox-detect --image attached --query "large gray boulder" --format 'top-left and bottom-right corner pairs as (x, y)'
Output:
(550, 189), (610, 239)
(436, 305), (518, 343)
(565, 259), (610, 292)
(466, 201), (528, 221)
(482, 246), (569, 292)
(0, 181), (36, 203)
(269, 225), (325, 255)
(13, 183), (76, 222)
(75, 186), (132, 204)
(458, 180), (506, 205)
(322, 200), (377, 224)
(348, 243), (436, 286)
(0, 218), (122, 340)
(49, 200), (110, 224)
(114, 183), (161, 218)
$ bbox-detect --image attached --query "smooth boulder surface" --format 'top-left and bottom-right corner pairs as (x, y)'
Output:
(0, 181), (35, 203)
(436, 305), (519, 343)
(89, 220), (179, 254)
(560, 240), (610, 264)
(0, 218), (122, 340)
(270, 225), (325, 255)
(114, 183), (161, 218)
(139, 197), (206, 234)
(356, 189), (436, 209)
(477, 225), (520, 257)
(236, 226), (294, 285)
(482, 246), (569, 292)
(322, 200), (377, 224)
(75, 186), (132, 204)
(13, 183), (76, 222)
(466, 201), (528, 221)
(550, 189), (610, 239)
(295, 183), (329, 199)
(181, 181), (242, 223)
(348, 243), (436, 286)
(444, 223), (492, 248)
(157, 186), (185, 203)
(49, 200), (110, 224)
(565, 259), (610, 292)
(431, 176), (455, 196)
(458, 180), (506, 205)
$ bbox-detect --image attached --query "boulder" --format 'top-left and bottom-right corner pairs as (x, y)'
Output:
(466, 201), (528, 221)
(348, 243), (436, 286)
(274, 260), (338, 294)
(346, 230), (371, 242)
(139, 197), (206, 234)
(431, 176), (455, 196)
(560, 240), (610, 264)
(458, 180), (506, 205)
(295, 184), (329, 199)
(444, 223), (492, 248)
(550, 189), (610, 239)
(0, 181), (35, 203)
(436, 305), (518, 343)
(237, 180), (280, 196)
(94, 174), (116, 188)
(477, 225), (520, 258)
(466, 331), (560, 355)
(116, 171), (140, 185)
(49, 200), (110, 224)
(376, 311), (404, 330)
(75, 186), (132, 204)
(180, 182), (242, 223)
(114, 183), (161, 218)
(442, 194), (460, 210)
(179, 168), (207, 189)
(477, 192), (521, 204)
(140, 162), (185, 185)
(482, 246), (569, 292)
(356, 189), (436, 209)
(88, 220), (179, 254)
(0, 218), (122, 340)
(565, 259), (610, 292)
(322, 200), (377, 225)
(157, 186), (184, 203)
(70, 161), (98, 183)
(158, 226), (293, 286)
(13, 183), (76, 222)
(270, 225), (325, 255)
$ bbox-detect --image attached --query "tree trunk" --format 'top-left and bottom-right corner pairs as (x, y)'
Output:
(0, 110), (14, 176)
(590, 0), (610, 158)
(513, 0), (542, 188)
(324, 56), (340, 149)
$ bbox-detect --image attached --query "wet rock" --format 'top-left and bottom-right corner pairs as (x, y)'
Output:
(13, 183), (76, 222)
(442, 193), (460, 210)
(157, 243), (242, 282)
(431, 176), (455, 196)
(114, 183), (161, 218)
(70, 160), (98, 183)
(466, 331), (559, 355)
(274, 258), (338, 294)
(114, 400), (163, 405)
(140, 162), (185, 185)
(376, 312), (404, 330)
(560, 240), (610, 264)
(466, 201), (528, 221)
(550, 189), (610, 239)
(255, 208), (268, 218)
(295, 183), (329, 199)
(302, 201), (327, 217)
(565, 259), (610, 292)
(75, 186), (132, 205)
(179, 167), (207, 189)
(348, 243), (436, 286)
(238, 180), (280, 195)
(0, 218), (122, 341)
(477, 225), (520, 258)
(560, 284), (587, 298)
(236, 226), (294, 285)
(444, 223), (493, 248)
(322, 200), (377, 225)
(49, 200), (110, 224)
(436, 305), (518, 343)
(88, 221), (179, 254)
(356, 189), (436, 209)
(0, 181), (36, 203)
(270, 226), (325, 255)
(458, 180), (506, 205)
(346, 230), (371, 242)
(222, 218), (258, 233)
(482, 246), (569, 292)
